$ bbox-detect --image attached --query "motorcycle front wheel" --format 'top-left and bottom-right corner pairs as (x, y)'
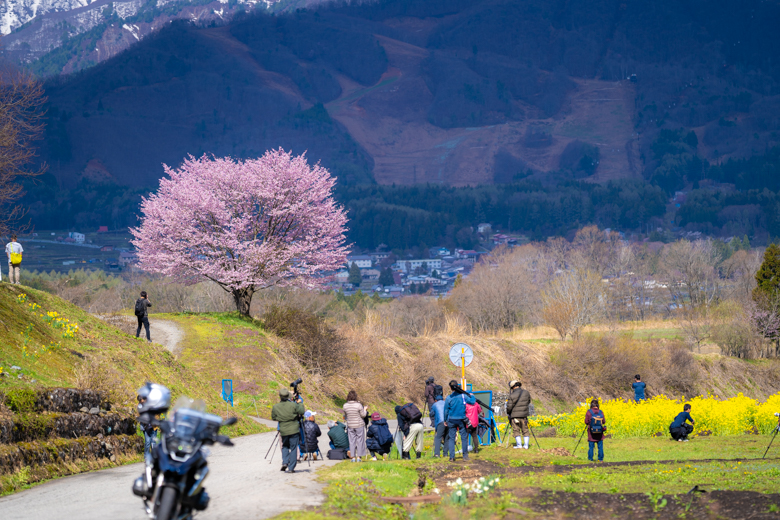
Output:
(156, 486), (179, 520)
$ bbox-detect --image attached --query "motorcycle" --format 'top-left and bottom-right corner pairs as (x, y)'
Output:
(132, 393), (236, 520)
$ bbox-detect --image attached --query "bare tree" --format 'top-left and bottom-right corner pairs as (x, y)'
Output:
(0, 66), (46, 235)
(449, 245), (540, 332)
(660, 240), (721, 312)
(541, 267), (604, 339)
(721, 249), (762, 301)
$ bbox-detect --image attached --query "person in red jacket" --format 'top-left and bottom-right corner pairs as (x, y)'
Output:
(584, 399), (606, 462)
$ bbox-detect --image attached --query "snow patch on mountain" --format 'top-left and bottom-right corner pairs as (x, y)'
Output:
(1, 0), (99, 35)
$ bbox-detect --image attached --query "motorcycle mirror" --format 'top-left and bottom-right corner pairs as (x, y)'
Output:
(223, 417), (238, 426)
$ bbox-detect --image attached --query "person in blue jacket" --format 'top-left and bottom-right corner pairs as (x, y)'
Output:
(632, 374), (646, 402)
(443, 380), (475, 462)
(430, 394), (449, 458)
(669, 404), (695, 441)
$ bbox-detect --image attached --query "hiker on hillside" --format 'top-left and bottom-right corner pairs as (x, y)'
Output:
(669, 404), (695, 442)
(397, 401), (424, 459)
(342, 390), (368, 462)
(444, 380), (476, 462)
(134, 291), (152, 342)
(271, 387), (305, 473)
(302, 411), (321, 461)
(430, 393), (449, 458)
(632, 374), (646, 402)
(5, 234), (23, 285)
(366, 412), (393, 460)
(585, 399), (606, 462)
(327, 420), (349, 450)
(507, 380), (531, 449)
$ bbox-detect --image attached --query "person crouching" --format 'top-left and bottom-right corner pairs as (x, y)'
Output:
(366, 412), (393, 460)
(302, 411), (321, 461)
(669, 404), (695, 442)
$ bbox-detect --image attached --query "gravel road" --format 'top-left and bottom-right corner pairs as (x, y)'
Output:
(0, 430), (338, 520)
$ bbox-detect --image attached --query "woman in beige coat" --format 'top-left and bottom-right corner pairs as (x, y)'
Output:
(342, 390), (367, 462)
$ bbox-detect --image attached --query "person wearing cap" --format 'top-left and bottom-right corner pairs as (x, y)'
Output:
(366, 412), (393, 461)
(302, 410), (322, 461)
(506, 380), (531, 449)
(327, 420), (349, 450)
(443, 380), (476, 462)
(271, 387), (305, 473)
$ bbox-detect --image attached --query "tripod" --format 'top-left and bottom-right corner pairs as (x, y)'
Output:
(763, 426), (780, 459)
(572, 427), (587, 456)
(264, 430), (280, 464)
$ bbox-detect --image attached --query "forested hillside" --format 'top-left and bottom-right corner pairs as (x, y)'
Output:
(19, 0), (780, 246)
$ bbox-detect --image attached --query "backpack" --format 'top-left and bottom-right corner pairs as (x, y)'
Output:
(589, 410), (605, 435)
(433, 384), (444, 399)
(134, 299), (145, 317)
(327, 448), (348, 460)
(374, 423), (393, 446)
(465, 402), (480, 428)
(399, 403), (422, 423)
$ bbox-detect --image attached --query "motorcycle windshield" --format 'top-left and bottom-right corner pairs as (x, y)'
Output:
(171, 397), (208, 449)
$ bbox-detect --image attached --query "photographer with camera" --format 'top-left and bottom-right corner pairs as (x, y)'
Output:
(342, 390), (368, 462)
(506, 380), (531, 450)
(585, 399), (606, 461)
(396, 401), (424, 459)
(271, 387), (305, 473)
(669, 404), (695, 442)
(444, 380), (476, 462)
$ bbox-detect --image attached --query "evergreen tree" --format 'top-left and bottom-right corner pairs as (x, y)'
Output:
(754, 243), (780, 304)
(379, 267), (394, 286)
(742, 234), (751, 250)
(348, 262), (362, 286)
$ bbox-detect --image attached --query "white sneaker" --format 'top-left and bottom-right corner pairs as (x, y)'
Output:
(351, 458), (357, 462)
(513, 445), (523, 449)
(371, 457), (377, 461)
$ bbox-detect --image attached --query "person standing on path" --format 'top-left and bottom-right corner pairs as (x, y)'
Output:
(134, 291), (152, 342)
(430, 394), (449, 458)
(5, 234), (23, 285)
(342, 390), (367, 462)
(632, 375), (646, 402)
(585, 399), (606, 462)
(506, 380), (532, 449)
(443, 380), (475, 462)
(271, 387), (305, 473)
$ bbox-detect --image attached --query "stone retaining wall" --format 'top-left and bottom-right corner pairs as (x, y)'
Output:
(0, 412), (137, 444)
(0, 434), (143, 475)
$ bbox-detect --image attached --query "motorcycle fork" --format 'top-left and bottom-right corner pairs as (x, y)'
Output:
(146, 473), (165, 518)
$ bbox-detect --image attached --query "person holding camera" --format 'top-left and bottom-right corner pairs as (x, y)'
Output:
(366, 412), (393, 461)
(430, 394), (449, 458)
(585, 399), (606, 461)
(271, 387), (305, 473)
(444, 380), (476, 462)
(632, 375), (646, 403)
(506, 380), (531, 450)
(342, 390), (368, 462)
(669, 404), (695, 442)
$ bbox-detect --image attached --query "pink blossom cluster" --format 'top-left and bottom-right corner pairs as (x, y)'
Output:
(131, 149), (349, 292)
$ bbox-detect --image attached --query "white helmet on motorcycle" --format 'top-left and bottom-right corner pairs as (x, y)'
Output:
(136, 382), (171, 414)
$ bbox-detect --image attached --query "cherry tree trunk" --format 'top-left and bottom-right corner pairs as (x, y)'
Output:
(232, 287), (255, 316)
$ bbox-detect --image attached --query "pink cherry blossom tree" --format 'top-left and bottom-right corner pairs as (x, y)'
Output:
(130, 149), (349, 316)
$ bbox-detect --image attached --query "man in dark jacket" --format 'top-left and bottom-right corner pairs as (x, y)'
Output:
(443, 380), (476, 462)
(302, 411), (321, 460)
(506, 380), (531, 449)
(669, 404), (695, 441)
(395, 403), (424, 459)
(327, 420), (349, 450)
(271, 387), (305, 473)
(366, 412), (393, 460)
(425, 377), (436, 406)
(135, 291), (152, 342)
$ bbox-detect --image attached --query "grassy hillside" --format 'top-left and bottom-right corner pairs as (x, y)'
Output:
(0, 283), (263, 435)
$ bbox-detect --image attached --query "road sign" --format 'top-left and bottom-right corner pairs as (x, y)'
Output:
(449, 343), (473, 367)
(222, 379), (233, 407)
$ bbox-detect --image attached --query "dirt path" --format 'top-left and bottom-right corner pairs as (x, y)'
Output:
(0, 430), (338, 520)
(151, 319), (184, 354)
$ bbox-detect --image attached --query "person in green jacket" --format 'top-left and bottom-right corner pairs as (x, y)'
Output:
(327, 420), (350, 451)
(271, 387), (305, 473)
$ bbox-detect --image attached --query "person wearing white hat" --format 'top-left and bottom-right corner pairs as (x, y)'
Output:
(506, 380), (531, 449)
(302, 410), (321, 461)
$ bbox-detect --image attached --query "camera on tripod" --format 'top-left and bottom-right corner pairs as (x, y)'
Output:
(290, 378), (303, 400)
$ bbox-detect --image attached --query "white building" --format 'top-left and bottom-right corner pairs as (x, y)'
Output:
(346, 255), (372, 269)
(69, 232), (85, 243)
(397, 259), (442, 273)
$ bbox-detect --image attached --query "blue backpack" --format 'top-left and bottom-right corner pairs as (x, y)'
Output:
(589, 410), (605, 434)
(374, 422), (393, 446)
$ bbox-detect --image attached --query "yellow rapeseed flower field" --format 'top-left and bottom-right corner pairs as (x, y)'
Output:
(526, 394), (780, 438)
